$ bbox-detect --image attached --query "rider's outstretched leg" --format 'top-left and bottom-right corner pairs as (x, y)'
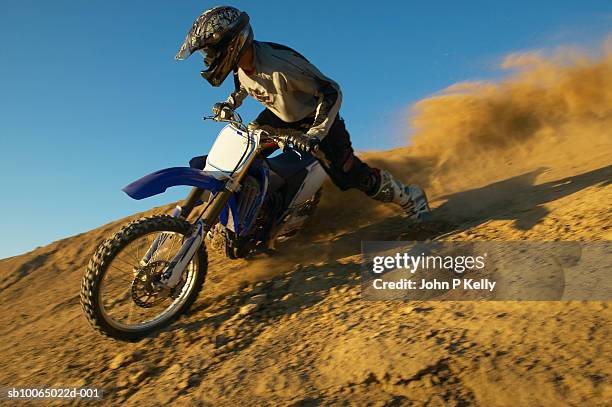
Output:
(315, 117), (431, 220)
(368, 169), (431, 220)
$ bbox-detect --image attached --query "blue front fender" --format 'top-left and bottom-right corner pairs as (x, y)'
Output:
(122, 167), (225, 200)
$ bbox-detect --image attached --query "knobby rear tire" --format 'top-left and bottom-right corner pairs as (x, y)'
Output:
(80, 215), (207, 341)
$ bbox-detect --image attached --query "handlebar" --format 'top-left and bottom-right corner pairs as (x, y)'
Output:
(202, 109), (247, 131)
(203, 109), (320, 154)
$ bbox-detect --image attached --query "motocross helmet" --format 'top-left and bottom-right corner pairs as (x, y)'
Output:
(175, 6), (253, 87)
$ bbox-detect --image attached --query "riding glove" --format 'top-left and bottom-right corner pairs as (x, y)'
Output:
(212, 102), (233, 116)
(287, 134), (320, 154)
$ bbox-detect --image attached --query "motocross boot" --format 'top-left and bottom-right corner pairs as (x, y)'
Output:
(370, 170), (431, 220)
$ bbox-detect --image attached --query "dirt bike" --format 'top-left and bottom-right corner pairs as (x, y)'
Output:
(81, 109), (327, 341)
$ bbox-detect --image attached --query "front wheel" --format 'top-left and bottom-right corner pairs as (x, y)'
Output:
(80, 215), (207, 341)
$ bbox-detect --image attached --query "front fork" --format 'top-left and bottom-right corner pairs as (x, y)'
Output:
(144, 145), (259, 288)
(139, 187), (233, 288)
(147, 179), (245, 288)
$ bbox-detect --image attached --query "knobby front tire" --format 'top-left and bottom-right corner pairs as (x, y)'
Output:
(80, 215), (207, 341)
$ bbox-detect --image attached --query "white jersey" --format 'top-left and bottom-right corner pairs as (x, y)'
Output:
(226, 41), (342, 139)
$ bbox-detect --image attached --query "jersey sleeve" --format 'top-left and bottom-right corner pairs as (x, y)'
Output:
(225, 86), (248, 109)
(307, 79), (342, 139)
(281, 56), (342, 140)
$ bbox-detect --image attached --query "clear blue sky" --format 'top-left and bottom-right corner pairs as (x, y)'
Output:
(1, 1), (610, 258)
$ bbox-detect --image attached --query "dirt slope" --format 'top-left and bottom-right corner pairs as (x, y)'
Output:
(0, 45), (611, 406)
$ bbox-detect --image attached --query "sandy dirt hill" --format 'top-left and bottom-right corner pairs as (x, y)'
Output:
(0, 46), (610, 406)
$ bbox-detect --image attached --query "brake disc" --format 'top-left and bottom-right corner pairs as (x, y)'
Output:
(131, 260), (171, 308)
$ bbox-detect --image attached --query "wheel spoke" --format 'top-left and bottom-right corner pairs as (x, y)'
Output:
(113, 255), (136, 269)
(108, 264), (133, 281)
(164, 235), (179, 262)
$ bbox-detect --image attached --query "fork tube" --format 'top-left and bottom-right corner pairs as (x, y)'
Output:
(200, 190), (232, 233)
(200, 146), (261, 232)
(142, 187), (204, 264)
(179, 187), (205, 219)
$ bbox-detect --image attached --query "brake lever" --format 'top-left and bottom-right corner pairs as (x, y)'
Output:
(203, 113), (249, 133)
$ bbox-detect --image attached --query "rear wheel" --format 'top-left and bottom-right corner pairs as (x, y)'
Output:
(80, 215), (207, 341)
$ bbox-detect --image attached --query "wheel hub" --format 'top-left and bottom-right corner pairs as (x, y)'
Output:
(131, 260), (171, 308)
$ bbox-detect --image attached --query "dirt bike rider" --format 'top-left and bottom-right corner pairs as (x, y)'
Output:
(175, 6), (431, 220)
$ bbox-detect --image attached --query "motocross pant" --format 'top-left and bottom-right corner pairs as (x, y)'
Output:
(251, 109), (381, 195)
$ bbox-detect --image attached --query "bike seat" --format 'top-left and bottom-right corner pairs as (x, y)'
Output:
(267, 150), (317, 179)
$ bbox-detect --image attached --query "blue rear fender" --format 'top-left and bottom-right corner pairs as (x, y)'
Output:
(122, 167), (225, 200)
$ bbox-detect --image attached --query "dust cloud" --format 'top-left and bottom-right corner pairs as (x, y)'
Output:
(313, 38), (612, 231)
(409, 39), (612, 193)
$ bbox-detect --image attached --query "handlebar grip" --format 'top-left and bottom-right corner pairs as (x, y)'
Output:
(219, 108), (233, 120)
(259, 128), (320, 154)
